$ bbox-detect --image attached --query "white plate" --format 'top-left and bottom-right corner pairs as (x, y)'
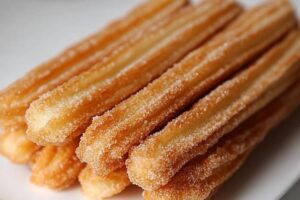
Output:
(0, 0), (300, 200)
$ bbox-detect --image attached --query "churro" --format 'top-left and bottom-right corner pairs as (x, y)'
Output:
(144, 79), (300, 200)
(78, 0), (297, 176)
(0, 125), (40, 164)
(0, 0), (186, 164)
(79, 167), (130, 200)
(26, 0), (242, 146)
(31, 142), (84, 190)
(0, 0), (186, 128)
(127, 29), (300, 190)
(145, 153), (248, 200)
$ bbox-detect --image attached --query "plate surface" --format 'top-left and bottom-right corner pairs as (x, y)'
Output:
(0, 0), (299, 200)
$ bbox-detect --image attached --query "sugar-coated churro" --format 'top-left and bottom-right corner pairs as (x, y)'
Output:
(0, 124), (40, 164)
(144, 153), (249, 200)
(127, 29), (300, 190)
(78, 0), (297, 176)
(0, 126), (39, 164)
(0, 0), (187, 128)
(144, 79), (300, 200)
(31, 142), (85, 190)
(26, 0), (243, 146)
(0, 0), (185, 164)
(1, 0), (300, 199)
(79, 166), (130, 200)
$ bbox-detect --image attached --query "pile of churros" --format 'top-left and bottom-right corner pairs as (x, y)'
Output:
(1, 0), (300, 199)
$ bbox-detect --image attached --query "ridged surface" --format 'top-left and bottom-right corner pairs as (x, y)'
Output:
(0, 0), (186, 128)
(0, 124), (40, 164)
(31, 142), (85, 190)
(76, 0), (245, 175)
(144, 79), (300, 200)
(26, 0), (242, 146)
(0, 0), (299, 199)
(144, 153), (248, 200)
(127, 28), (300, 190)
(0, 0), (186, 164)
(79, 167), (130, 199)
(78, 0), (297, 176)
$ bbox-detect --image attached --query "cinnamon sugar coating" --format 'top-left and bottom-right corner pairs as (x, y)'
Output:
(144, 78), (300, 200)
(0, 124), (40, 164)
(0, 0), (185, 128)
(79, 167), (130, 199)
(0, 0), (185, 164)
(127, 28), (300, 190)
(26, 0), (242, 146)
(30, 141), (85, 190)
(79, 0), (296, 177)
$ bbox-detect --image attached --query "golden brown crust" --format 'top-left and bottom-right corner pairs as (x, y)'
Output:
(144, 154), (249, 200)
(78, 0), (297, 176)
(144, 78), (300, 200)
(127, 28), (300, 190)
(0, 0), (186, 166)
(79, 167), (130, 199)
(26, 0), (242, 146)
(0, 0), (187, 128)
(30, 142), (85, 190)
(0, 124), (40, 164)
(0, 0), (187, 168)
(76, 0), (245, 175)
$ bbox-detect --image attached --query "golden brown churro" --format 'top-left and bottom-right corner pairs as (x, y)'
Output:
(0, 0), (186, 128)
(145, 153), (249, 200)
(0, 125), (40, 164)
(0, 0), (186, 164)
(26, 0), (242, 146)
(1, 0), (300, 199)
(0, 126), (39, 164)
(77, 0), (297, 176)
(144, 79), (300, 200)
(127, 29), (300, 190)
(31, 142), (85, 190)
(79, 167), (130, 200)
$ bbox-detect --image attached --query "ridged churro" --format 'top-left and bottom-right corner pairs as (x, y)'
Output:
(144, 79), (300, 200)
(0, 0), (186, 128)
(0, 125), (40, 164)
(77, 0), (297, 176)
(145, 153), (249, 200)
(1, 0), (300, 199)
(0, 0), (185, 164)
(79, 167), (130, 200)
(26, 0), (243, 146)
(31, 142), (85, 190)
(127, 29), (300, 190)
